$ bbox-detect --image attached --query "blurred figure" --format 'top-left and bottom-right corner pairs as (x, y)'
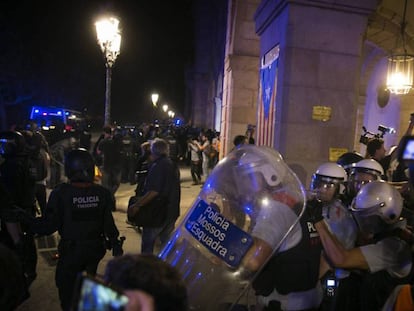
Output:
(0, 131), (38, 286)
(196, 132), (210, 181)
(23, 130), (50, 215)
(128, 138), (181, 254)
(233, 135), (248, 149)
(104, 253), (188, 311)
(134, 141), (151, 197)
(97, 126), (124, 201)
(188, 136), (201, 185)
(48, 132), (77, 188)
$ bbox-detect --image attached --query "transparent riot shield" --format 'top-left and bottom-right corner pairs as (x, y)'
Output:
(159, 145), (306, 310)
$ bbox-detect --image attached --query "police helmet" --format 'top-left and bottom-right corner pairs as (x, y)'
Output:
(64, 148), (95, 182)
(351, 181), (402, 233)
(310, 162), (347, 192)
(237, 147), (285, 188)
(336, 152), (363, 172)
(350, 159), (384, 178)
(0, 131), (26, 157)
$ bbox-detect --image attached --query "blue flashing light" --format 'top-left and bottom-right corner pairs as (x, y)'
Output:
(34, 109), (39, 113)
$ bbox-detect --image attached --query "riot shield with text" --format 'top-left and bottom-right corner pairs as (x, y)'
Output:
(159, 145), (306, 310)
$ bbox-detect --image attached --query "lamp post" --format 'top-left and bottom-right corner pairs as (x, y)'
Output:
(95, 16), (121, 126)
(162, 104), (169, 113)
(151, 93), (159, 122)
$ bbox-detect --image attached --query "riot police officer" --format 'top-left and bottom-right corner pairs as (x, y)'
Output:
(21, 148), (123, 311)
(0, 130), (38, 286)
(312, 181), (412, 311)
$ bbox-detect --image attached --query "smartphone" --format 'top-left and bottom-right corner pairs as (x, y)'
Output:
(326, 278), (336, 297)
(398, 136), (414, 162)
(72, 273), (129, 311)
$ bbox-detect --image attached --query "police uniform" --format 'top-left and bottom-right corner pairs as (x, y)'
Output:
(253, 202), (323, 311)
(28, 148), (121, 311)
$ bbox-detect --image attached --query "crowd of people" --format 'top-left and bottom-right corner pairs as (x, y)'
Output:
(1, 117), (414, 311)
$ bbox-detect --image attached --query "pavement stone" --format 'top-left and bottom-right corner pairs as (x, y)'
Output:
(16, 164), (203, 311)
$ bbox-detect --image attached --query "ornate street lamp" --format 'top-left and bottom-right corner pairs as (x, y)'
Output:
(151, 93), (159, 108)
(162, 104), (169, 113)
(95, 16), (121, 126)
(151, 93), (159, 122)
(386, 0), (413, 95)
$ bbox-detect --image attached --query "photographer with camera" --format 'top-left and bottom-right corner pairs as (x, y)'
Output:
(18, 148), (123, 311)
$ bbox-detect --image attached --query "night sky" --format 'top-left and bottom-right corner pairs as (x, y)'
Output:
(1, 0), (194, 126)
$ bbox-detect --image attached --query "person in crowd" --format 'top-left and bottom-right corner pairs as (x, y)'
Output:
(188, 136), (202, 185)
(196, 132), (211, 181)
(310, 180), (413, 311)
(104, 253), (188, 311)
(336, 151), (364, 175)
(210, 132), (220, 167)
(128, 138), (181, 254)
(365, 138), (388, 176)
(23, 130), (50, 215)
(233, 135), (248, 149)
(134, 141), (151, 196)
(97, 126), (124, 201)
(342, 158), (384, 205)
(246, 124), (255, 145)
(0, 131), (38, 287)
(92, 127), (107, 167)
(18, 148), (123, 310)
(76, 122), (92, 152)
(48, 131), (77, 188)
(310, 163), (358, 311)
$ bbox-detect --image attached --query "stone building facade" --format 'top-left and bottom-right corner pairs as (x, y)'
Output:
(189, 0), (414, 185)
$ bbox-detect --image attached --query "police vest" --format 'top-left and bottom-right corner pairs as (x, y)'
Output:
(53, 183), (117, 241)
(252, 204), (322, 296)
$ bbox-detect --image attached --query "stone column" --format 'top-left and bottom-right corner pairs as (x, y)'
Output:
(255, 0), (377, 184)
(221, 0), (261, 156)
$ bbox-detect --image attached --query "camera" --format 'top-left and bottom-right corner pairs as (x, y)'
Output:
(359, 124), (396, 146)
(72, 273), (128, 311)
(377, 124), (396, 136)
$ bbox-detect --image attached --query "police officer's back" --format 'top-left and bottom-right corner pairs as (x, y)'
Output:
(26, 148), (122, 310)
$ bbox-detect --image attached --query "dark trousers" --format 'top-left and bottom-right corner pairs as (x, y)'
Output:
(190, 160), (201, 183)
(102, 168), (122, 196)
(56, 240), (106, 311)
(141, 220), (175, 254)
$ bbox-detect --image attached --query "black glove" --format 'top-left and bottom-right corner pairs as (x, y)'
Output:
(111, 237), (125, 257)
(307, 199), (324, 224)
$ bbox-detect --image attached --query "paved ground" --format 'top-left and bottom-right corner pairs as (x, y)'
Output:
(16, 164), (202, 311)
